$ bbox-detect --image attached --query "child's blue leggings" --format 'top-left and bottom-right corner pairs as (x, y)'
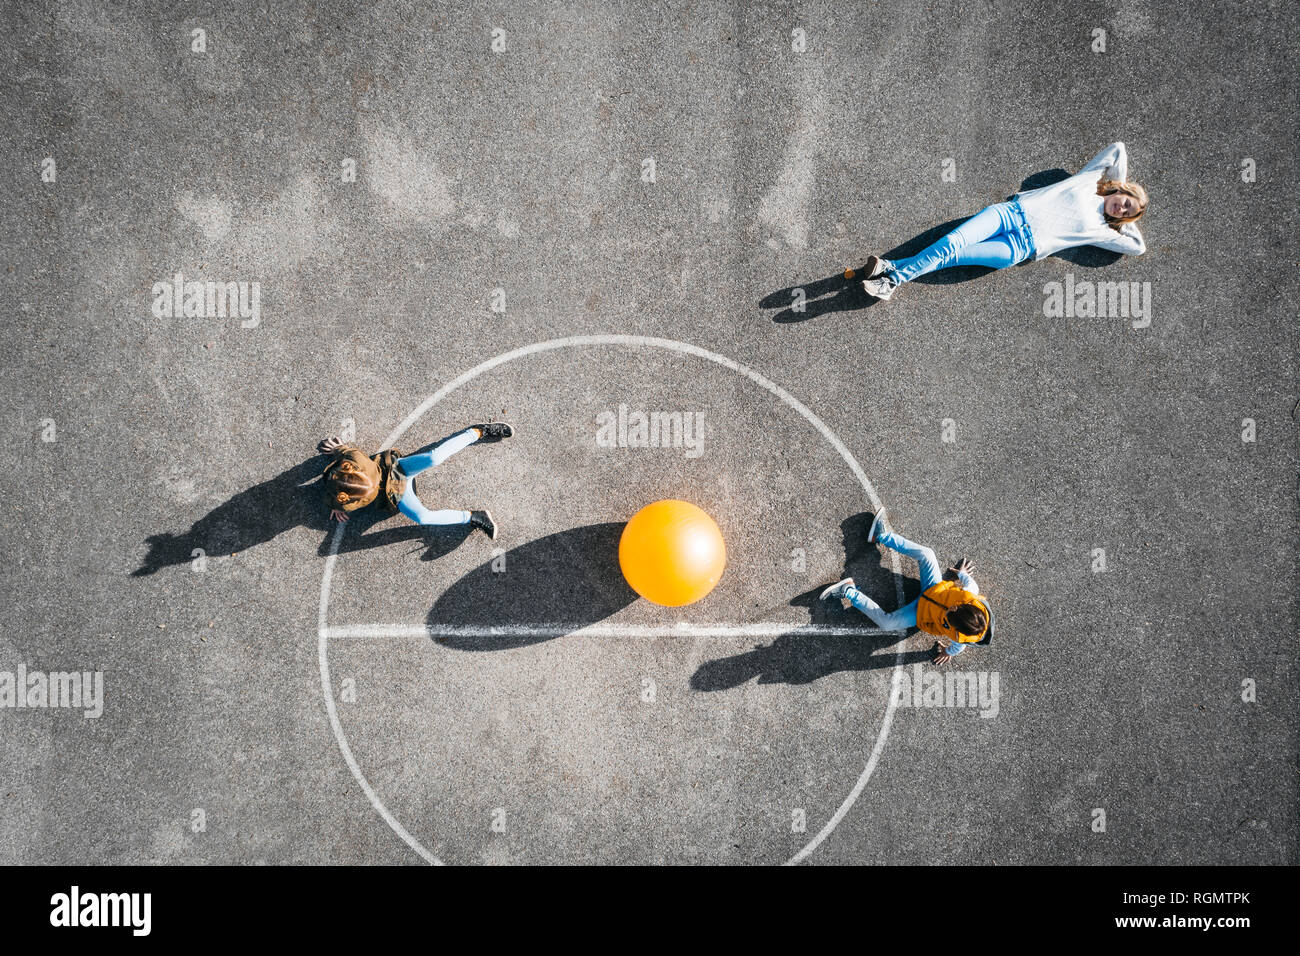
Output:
(393, 428), (479, 525)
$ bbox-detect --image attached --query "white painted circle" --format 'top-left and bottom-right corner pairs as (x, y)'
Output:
(317, 334), (905, 865)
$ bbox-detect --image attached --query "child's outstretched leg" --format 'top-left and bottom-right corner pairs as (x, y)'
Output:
(848, 586), (919, 631)
(396, 489), (497, 539)
(872, 528), (944, 592)
(396, 493), (472, 527)
(819, 577), (918, 630)
(395, 427), (482, 479)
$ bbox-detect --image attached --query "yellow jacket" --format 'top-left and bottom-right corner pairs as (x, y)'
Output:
(917, 580), (990, 643)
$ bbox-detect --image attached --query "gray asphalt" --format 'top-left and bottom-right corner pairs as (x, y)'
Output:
(0, 0), (1295, 865)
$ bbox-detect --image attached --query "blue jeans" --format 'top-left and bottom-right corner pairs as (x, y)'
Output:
(393, 428), (479, 525)
(889, 199), (1036, 285)
(843, 529), (942, 631)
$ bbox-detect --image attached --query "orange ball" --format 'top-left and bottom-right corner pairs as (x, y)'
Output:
(618, 500), (726, 607)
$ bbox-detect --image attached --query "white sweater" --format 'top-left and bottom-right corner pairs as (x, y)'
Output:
(1016, 142), (1146, 260)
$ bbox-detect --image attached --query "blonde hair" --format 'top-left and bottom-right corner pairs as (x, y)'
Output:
(1097, 179), (1149, 230)
(327, 459), (377, 507)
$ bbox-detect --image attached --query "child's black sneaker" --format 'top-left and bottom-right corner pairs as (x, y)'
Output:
(473, 422), (514, 442)
(469, 510), (497, 540)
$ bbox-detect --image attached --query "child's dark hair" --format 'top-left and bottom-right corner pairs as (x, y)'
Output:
(948, 603), (988, 637)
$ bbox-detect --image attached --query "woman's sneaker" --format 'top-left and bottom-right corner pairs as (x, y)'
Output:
(865, 254), (891, 278)
(469, 510), (497, 539)
(472, 422), (514, 442)
(867, 509), (886, 544)
(819, 577), (855, 601)
(862, 274), (898, 300)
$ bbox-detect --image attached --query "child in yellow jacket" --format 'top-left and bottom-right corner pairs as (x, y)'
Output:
(820, 509), (992, 665)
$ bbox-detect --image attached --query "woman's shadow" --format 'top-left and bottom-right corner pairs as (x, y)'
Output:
(426, 522), (637, 651)
(690, 512), (932, 690)
(133, 434), (483, 576)
(760, 168), (1121, 323)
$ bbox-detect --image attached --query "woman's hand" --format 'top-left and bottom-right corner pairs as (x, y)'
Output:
(330, 509), (349, 524)
(318, 437), (344, 454)
(931, 642), (954, 666)
(950, 557), (976, 576)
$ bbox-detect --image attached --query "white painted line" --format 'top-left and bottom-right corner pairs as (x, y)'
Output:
(318, 334), (906, 866)
(318, 523), (442, 865)
(325, 623), (891, 639)
(785, 680), (899, 867)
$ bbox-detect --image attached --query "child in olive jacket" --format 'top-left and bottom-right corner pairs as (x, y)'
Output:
(318, 422), (513, 539)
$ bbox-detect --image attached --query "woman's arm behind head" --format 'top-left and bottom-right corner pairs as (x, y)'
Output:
(1080, 141), (1128, 181)
(1095, 221), (1146, 255)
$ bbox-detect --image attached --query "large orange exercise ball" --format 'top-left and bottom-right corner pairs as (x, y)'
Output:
(618, 500), (726, 607)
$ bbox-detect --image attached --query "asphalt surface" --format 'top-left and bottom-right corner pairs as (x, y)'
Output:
(0, 0), (1296, 864)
